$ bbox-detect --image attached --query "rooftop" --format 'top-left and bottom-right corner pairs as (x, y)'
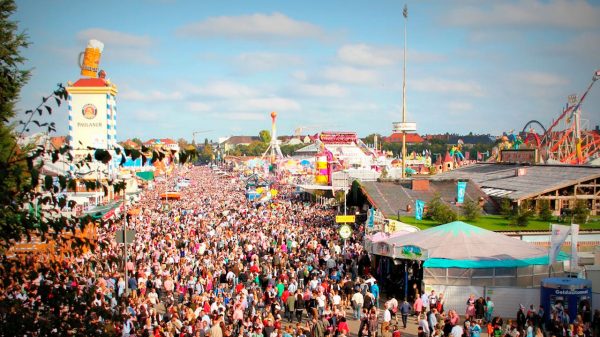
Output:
(430, 163), (600, 201)
(361, 179), (494, 217)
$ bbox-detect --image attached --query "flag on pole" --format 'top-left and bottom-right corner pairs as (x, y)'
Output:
(571, 224), (579, 268)
(549, 224), (571, 265)
(457, 181), (467, 204)
(403, 4), (408, 18)
(415, 199), (425, 220)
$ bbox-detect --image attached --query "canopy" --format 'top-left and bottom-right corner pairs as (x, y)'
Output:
(136, 171), (155, 181)
(379, 221), (568, 268)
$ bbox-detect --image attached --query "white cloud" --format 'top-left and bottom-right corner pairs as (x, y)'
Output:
(177, 12), (324, 40)
(411, 78), (484, 96)
(511, 71), (569, 87)
(553, 31), (600, 60)
(447, 101), (474, 113)
(238, 97), (301, 111)
(77, 28), (154, 48)
(189, 81), (259, 98)
(132, 109), (161, 122)
(235, 52), (303, 72)
(216, 112), (265, 121)
(337, 44), (445, 67)
(323, 66), (379, 85)
(295, 83), (348, 97)
(121, 89), (183, 101)
(291, 71), (308, 81)
(186, 102), (212, 112)
(76, 28), (157, 65)
(338, 44), (400, 67)
(445, 0), (600, 29)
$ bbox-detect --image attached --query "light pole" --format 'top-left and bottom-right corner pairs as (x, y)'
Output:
(401, 4), (408, 179)
(392, 4), (416, 179)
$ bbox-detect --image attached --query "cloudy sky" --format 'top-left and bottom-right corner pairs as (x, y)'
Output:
(14, 0), (600, 141)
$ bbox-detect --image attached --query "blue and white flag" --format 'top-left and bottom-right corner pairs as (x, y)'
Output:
(550, 224), (571, 265)
(415, 199), (425, 220)
(457, 181), (467, 204)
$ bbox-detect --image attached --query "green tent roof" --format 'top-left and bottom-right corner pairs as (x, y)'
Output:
(136, 171), (154, 181)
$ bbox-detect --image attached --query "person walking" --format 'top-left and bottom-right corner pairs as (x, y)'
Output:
(371, 281), (380, 309)
(352, 288), (365, 320)
(400, 299), (411, 329)
(485, 297), (494, 323)
(414, 295), (423, 321)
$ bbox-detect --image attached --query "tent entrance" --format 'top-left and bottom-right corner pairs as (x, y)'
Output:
(373, 255), (423, 302)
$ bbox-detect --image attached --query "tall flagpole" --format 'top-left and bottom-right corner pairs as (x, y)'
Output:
(401, 4), (408, 179)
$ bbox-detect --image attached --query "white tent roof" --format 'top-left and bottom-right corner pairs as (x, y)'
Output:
(378, 221), (560, 268)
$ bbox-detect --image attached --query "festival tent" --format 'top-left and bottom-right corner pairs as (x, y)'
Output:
(364, 230), (413, 256)
(380, 221), (568, 268)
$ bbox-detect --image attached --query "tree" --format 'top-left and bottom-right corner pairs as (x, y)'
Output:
(511, 200), (534, 226)
(177, 137), (189, 149)
(573, 199), (590, 224)
(426, 194), (458, 224)
(259, 130), (271, 144)
(462, 199), (481, 221)
(499, 198), (513, 219)
(537, 199), (553, 221)
(131, 137), (143, 146)
(362, 133), (382, 146)
(199, 143), (214, 163)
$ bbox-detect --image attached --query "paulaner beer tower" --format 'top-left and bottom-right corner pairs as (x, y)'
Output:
(66, 39), (119, 178)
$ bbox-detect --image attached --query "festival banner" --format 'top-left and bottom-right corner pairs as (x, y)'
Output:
(367, 208), (375, 229)
(456, 181), (467, 204)
(415, 199), (425, 220)
(571, 224), (579, 268)
(549, 224), (571, 265)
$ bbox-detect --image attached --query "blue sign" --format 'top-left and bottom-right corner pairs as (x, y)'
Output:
(367, 208), (375, 228)
(415, 200), (425, 220)
(457, 181), (467, 204)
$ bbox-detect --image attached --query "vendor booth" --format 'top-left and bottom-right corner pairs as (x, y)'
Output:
(540, 278), (592, 324)
(370, 221), (570, 317)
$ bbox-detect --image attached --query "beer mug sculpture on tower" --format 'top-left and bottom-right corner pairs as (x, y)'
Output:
(78, 39), (104, 77)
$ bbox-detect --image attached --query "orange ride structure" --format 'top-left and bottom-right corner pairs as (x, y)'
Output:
(523, 70), (600, 164)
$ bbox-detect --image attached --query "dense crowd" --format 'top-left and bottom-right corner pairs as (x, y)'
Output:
(0, 165), (371, 337)
(0, 165), (599, 337)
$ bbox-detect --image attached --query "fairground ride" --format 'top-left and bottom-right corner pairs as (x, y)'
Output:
(523, 70), (600, 164)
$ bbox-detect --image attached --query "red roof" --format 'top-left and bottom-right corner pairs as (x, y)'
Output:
(50, 136), (67, 150)
(384, 133), (424, 143)
(444, 151), (453, 163)
(161, 138), (176, 145)
(72, 78), (109, 87)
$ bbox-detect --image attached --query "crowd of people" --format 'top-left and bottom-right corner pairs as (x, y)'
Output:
(0, 165), (372, 337)
(0, 164), (599, 337)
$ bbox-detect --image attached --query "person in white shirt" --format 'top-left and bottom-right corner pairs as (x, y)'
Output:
(419, 316), (430, 337)
(450, 324), (464, 337)
(351, 290), (364, 320)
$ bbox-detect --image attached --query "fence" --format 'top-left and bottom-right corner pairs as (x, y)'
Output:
(426, 284), (541, 319)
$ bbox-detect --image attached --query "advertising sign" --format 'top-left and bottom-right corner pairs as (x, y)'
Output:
(319, 132), (357, 144)
(336, 215), (356, 223)
(70, 93), (109, 151)
(500, 149), (538, 164)
(457, 181), (467, 204)
(415, 199), (425, 220)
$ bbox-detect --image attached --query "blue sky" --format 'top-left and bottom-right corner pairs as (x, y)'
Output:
(14, 0), (600, 141)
